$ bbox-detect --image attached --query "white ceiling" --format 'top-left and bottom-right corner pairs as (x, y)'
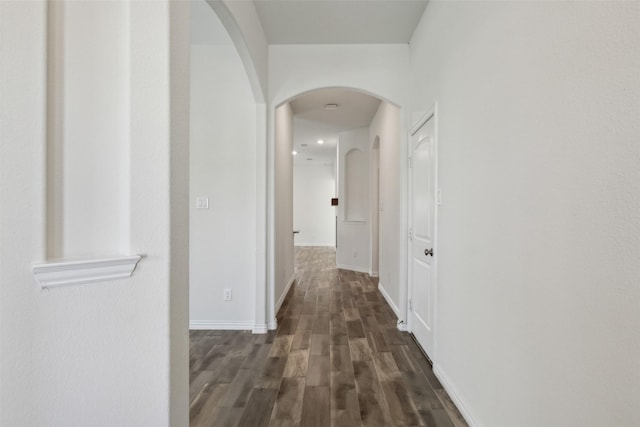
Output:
(254, 0), (429, 45)
(291, 88), (381, 165)
(293, 118), (341, 165)
(290, 88), (381, 128)
(191, 1), (399, 164)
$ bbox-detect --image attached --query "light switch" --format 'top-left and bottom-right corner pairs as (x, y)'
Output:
(196, 197), (209, 209)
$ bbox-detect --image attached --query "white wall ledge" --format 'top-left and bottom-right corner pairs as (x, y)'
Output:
(32, 255), (142, 289)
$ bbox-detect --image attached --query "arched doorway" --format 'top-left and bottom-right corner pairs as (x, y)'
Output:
(269, 88), (405, 332)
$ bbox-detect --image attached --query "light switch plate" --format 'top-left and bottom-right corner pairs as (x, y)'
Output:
(196, 197), (209, 209)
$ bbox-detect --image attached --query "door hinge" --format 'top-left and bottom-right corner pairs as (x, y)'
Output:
(408, 156), (413, 169)
(408, 227), (413, 240)
(409, 299), (413, 311)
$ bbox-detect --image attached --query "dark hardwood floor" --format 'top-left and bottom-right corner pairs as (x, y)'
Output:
(190, 246), (467, 427)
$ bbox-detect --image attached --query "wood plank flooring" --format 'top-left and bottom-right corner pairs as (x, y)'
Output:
(190, 246), (468, 427)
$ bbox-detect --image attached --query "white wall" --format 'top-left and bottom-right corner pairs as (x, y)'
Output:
(189, 7), (257, 329)
(269, 44), (409, 110)
(268, 44), (409, 321)
(273, 103), (295, 320)
(202, 0), (269, 333)
(1, 1), (190, 425)
(47, 1), (130, 259)
(336, 128), (370, 273)
(216, 0), (268, 101)
(371, 139), (380, 276)
(294, 164), (336, 247)
(410, 2), (640, 426)
(369, 102), (402, 313)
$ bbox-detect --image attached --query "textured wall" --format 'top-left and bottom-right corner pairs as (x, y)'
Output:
(294, 164), (336, 247)
(410, 2), (640, 426)
(336, 127), (371, 273)
(369, 101), (403, 314)
(0, 1), (191, 425)
(273, 103), (295, 322)
(189, 40), (257, 328)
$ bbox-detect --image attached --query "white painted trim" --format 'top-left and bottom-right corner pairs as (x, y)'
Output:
(275, 274), (296, 314)
(255, 102), (269, 342)
(32, 255), (142, 289)
(336, 263), (369, 274)
(433, 364), (480, 427)
(378, 282), (400, 317)
(410, 109), (435, 136)
(252, 323), (268, 334)
(268, 319), (278, 330)
(189, 321), (254, 331)
(294, 243), (335, 247)
(398, 103), (409, 339)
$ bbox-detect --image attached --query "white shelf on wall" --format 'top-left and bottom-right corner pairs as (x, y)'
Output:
(32, 255), (142, 289)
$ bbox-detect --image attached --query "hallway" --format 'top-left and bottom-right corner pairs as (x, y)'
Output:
(189, 247), (466, 426)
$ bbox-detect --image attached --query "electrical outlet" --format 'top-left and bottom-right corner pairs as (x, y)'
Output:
(196, 197), (209, 209)
(223, 289), (232, 301)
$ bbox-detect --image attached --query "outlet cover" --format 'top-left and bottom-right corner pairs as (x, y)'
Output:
(196, 197), (209, 209)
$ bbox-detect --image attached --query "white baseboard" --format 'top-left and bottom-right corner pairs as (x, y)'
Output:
(378, 282), (400, 318)
(336, 263), (370, 274)
(268, 319), (278, 330)
(189, 320), (253, 330)
(294, 243), (335, 247)
(275, 274), (296, 314)
(252, 323), (268, 334)
(433, 364), (479, 427)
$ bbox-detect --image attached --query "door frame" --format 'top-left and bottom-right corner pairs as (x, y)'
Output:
(406, 103), (439, 360)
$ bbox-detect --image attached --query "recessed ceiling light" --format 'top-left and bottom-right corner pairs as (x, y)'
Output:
(317, 139), (324, 145)
(292, 150), (297, 155)
(324, 104), (338, 110)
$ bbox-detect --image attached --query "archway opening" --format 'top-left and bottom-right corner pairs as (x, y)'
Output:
(271, 87), (402, 327)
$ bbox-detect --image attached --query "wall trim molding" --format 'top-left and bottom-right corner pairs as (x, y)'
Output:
(252, 323), (268, 334)
(32, 255), (142, 289)
(378, 282), (400, 317)
(189, 320), (254, 331)
(275, 274), (296, 314)
(294, 243), (335, 247)
(433, 364), (479, 427)
(336, 263), (369, 274)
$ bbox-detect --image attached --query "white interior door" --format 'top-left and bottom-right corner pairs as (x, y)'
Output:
(409, 113), (436, 358)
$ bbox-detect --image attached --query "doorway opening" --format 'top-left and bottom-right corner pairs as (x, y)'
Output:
(272, 88), (404, 329)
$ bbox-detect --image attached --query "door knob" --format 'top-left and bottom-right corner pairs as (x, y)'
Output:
(424, 248), (433, 257)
